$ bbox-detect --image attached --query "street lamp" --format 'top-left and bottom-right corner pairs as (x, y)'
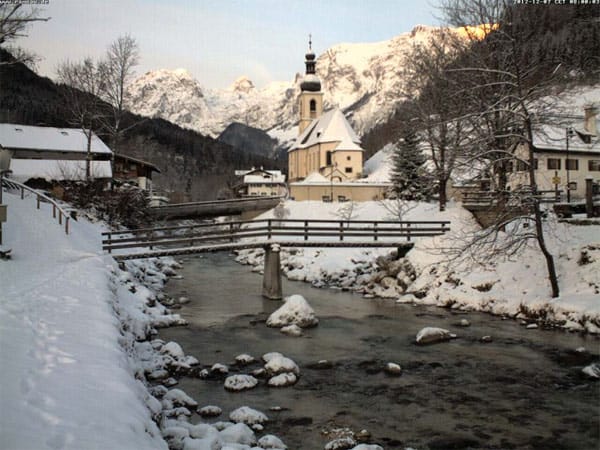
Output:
(566, 126), (574, 203)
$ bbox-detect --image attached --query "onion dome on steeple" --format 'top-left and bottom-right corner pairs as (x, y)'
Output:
(300, 34), (321, 92)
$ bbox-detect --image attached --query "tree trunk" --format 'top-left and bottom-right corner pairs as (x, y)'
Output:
(439, 175), (447, 211)
(86, 128), (92, 180)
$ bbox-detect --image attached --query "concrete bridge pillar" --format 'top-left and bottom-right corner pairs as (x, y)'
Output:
(262, 244), (282, 300)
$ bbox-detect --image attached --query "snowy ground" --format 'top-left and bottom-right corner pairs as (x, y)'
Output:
(237, 200), (600, 333)
(0, 190), (167, 449)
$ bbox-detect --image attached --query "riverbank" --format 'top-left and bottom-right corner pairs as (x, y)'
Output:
(236, 200), (600, 333)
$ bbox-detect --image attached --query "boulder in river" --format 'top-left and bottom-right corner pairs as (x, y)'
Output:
(229, 406), (269, 425)
(266, 294), (319, 328)
(582, 363), (600, 379)
(416, 327), (456, 345)
(197, 405), (222, 418)
(384, 362), (402, 376)
(224, 374), (259, 392)
(268, 372), (298, 387)
(258, 434), (288, 449)
(264, 354), (300, 376)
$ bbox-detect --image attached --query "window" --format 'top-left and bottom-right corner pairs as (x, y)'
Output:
(506, 161), (514, 173)
(310, 99), (316, 112)
(533, 158), (538, 170)
(516, 160), (528, 172)
(346, 156), (351, 161)
(326, 151), (332, 166)
(547, 158), (561, 170)
(322, 195), (332, 202)
(567, 182), (578, 191)
(589, 160), (600, 171)
(566, 159), (579, 170)
(345, 167), (353, 173)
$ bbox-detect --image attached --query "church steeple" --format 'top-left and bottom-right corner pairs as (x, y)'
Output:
(298, 34), (323, 134)
(300, 34), (321, 92)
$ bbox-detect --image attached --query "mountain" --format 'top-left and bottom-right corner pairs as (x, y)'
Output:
(0, 50), (280, 201)
(217, 122), (280, 159)
(125, 25), (456, 148)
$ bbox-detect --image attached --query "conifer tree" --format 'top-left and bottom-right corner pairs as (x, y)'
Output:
(390, 132), (430, 201)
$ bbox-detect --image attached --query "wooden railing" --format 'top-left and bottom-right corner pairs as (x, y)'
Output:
(462, 189), (562, 205)
(1, 178), (73, 235)
(102, 218), (451, 255)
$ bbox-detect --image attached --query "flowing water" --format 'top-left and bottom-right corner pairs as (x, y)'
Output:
(161, 253), (600, 450)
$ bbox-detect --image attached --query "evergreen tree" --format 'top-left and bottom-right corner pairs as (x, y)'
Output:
(390, 132), (430, 201)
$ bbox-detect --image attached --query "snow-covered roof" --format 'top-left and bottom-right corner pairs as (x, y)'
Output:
(532, 121), (600, 154)
(293, 108), (363, 152)
(8, 159), (112, 183)
(0, 124), (113, 155)
(301, 172), (329, 183)
(244, 173), (286, 184)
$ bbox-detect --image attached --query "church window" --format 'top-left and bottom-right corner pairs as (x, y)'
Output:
(310, 99), (316, 112)
(326, 151), (332, 166)
(346, 156), (351, 161)
(345, 167), (353, 173)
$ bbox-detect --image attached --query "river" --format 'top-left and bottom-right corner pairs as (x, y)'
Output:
(161, 252), (599, 450)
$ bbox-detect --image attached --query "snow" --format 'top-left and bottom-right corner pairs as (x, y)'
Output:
(267, 372), (298, 387)
(415, 327), (456, 344)
(0, 123), (112, 155)
(9, 159), (113, 183)
(0, 190), (167, 449)
(582, 363), (600, 379)
(266, 294), (319, 328)
(229, 406), (269, 425)
(257, 434), (287, 449)
(223, 374), (259, 391)
(264, 354), (300, 376)
(294, 108), (362, 151)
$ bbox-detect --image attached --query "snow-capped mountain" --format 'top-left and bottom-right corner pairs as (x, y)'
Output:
(126, 25), (455, 146)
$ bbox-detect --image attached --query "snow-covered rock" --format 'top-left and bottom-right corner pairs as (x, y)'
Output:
(162, 341), (186, 359)
(164, 388), (198, 408)
(415, 327), (456, 345)
(211, 363), (229, 375)
(384, 362), (402, 376)
(351, 445), (384, 450)
(264, 354), (300, 376)
(229, 406), (269, 425)
(198, 405), (223, 418)
(266, 295), (319, 328)
(224, 374), (259, 391)
(219, 423), (257, 446)
(280, 324), (303, 336)
(582, 363), (600, 379)
(258, 434), (287, 449)
(268, 372), (298, 387)
(262, 352), (283, 363)
(235, 353), (256, 365)
(325, 436), (357, 450)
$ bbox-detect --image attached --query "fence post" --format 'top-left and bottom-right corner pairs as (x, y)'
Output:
(407, 222), (411, 242)
(37, 194), (40, 209)
(53, 205), (56, 218)
(373, 221), (378, 241)
(21, 187), (24, 199)
(107, 232), (112, 254)
(65, 217), (69, 235)
(149, 230), (154, 250)
(304, 220), (308, 241)
(340, 221), (344, 241)
(230, 222), (234, 243)
(267, 219), (272, 240)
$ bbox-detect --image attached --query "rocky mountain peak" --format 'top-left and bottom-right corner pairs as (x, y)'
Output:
(229, 76), (255, 94)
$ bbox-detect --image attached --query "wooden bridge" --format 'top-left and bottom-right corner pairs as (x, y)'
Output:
(102, 218), (450, 300)
(148, 196), (283, 220)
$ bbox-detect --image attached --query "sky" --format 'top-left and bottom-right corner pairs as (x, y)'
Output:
(20, 0), (442, 89)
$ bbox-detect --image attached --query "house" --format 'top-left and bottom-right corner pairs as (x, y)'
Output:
(0, 124), (112, 184)
(234, 168), (286, 197)
(508, 105), (599, 200)
(288, 38), (392, 202)
(113, 153), (161, 191)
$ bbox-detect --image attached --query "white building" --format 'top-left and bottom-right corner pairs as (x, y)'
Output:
(0, 124), (113, 184)
(508, 105), (599, 200)
(235, 168), (287, 197)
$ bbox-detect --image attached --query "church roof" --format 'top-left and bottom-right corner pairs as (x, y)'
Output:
(292, 108), (363, 152)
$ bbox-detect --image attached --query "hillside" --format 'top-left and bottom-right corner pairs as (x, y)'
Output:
(0, 51), (281, 201)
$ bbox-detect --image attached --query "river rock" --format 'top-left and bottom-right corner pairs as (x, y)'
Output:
(264, 355), (300, 376)
(229, 406), (269, 425)
(351, 446), (384, 450)
(218, 422), (257, 446)
(198, 405), (222, 417)
(458, 319), (471, 327)
(526, 323), (538, 329)
(235, 353), (255, 365)
(355, 429), (372, 442)
(262, 352), (284, 362)
(384, 362), (402, 376)
(416, 327), (456, 345)
(325, 436), (357, 450)
(161, 341), (185, 359)
(480, 335), (493, 343)
(211, 363), (229, 375)
(224, 374), (259, 391)
(268, 372), (298, 387)
(582, 363), (600, 379)
(280, 324), (303, 337)
(258, 434), (288, 449)
(163, 388), (198, 408)
(266, 294), (319, 328)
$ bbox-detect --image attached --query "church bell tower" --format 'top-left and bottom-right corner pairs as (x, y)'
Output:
(298, 35), (323, 135)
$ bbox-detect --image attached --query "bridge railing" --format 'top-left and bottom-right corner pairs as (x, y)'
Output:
(1, 178), (73, 235)
(462, 189), (562, 206)
(102, 218), (450, 254)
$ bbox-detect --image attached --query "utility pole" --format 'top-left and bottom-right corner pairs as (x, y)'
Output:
(566, 126), (573, 203)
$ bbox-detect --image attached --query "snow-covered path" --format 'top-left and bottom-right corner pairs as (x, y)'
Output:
(0, 191), (165, 450)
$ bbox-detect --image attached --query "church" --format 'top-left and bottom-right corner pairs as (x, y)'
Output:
(288, 39), (391, 202)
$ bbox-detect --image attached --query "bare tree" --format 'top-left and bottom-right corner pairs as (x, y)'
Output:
(101, 34), (140, 150)
(0, 4), (48, 66)
(402, 29), (472, 211)
(438, 0), (561, 297)
(56, 58), (108, 180)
